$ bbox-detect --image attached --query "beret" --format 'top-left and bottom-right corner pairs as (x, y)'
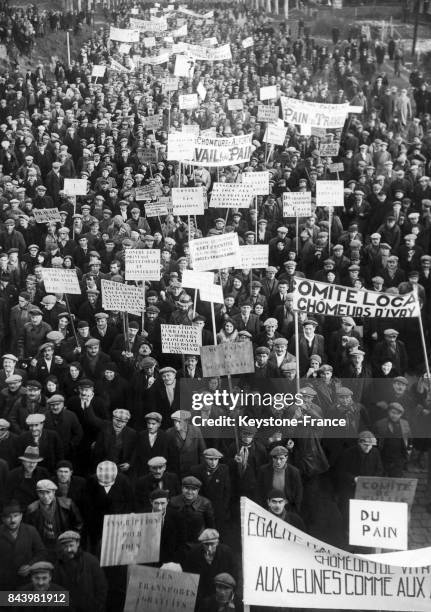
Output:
(267, 488), (287, 499)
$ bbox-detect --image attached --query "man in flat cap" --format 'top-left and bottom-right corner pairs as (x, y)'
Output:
(54, 530), (107, 612)
(152, 366), (181, 429)
(197, 573), (242, 612)
(372, 328), (408, 376)
(25, 479), (82, 560)
(190, 448), (231, 531)
(257, 445), (303, 513)
(149, 489), (187, 564)
(16, 412), (63, 474)
(17, 307), (52, 361)
(135, 456), (181, 512)
(169, 476), (215, 545)
(44, 396), (83, 462)
(291, 318), (326, 377)
(22, 561), (66, 600)
(167, 411), (206, 475)
(0, 499), (46, 590)
(374, 402), (412, 476)
(267, 488), (306, 530)
(328, 317), (361, 367)
(183, 527), (237, 604)
(80, 337), (111, 381)
(90, 312), (117, 354)
(132, 412), (178, 478)
(9, 379), (46, 434)
(93, 408), (137, 474)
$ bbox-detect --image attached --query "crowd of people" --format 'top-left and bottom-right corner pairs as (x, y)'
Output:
(0, 1), (430, 611)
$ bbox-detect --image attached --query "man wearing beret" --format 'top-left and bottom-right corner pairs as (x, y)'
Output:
(169, 476), (215, 546)
(54, 530), (107, 612)
(190, 448), (231, 531)
(183, 528), (237, 605)
(0, 500), (46, 590)
(93, 409), (137, 474)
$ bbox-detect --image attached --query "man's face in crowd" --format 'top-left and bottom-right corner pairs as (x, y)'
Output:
(268, 496), (287, 516)
(61, 540), (79, 559)
(182, 485), (199, 502)
(2, 511), (22, 531)
(151, 498), (168, 513)
(149, 463), (166, 479)
(31, 571), (52, 591)
(56, 467), (72, 484)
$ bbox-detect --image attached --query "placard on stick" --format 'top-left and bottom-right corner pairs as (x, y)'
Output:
(349, 499), (408, 550)
(283, 192), (312, 217)
(100, 512), (161, 566)
(33, 208), (61, 224)
(171, 187), (205, 215)
(41, 269), (81, 294)
(355, 477), (417, 507)
(189, 233), (240, 271)
(102, 280), (145, 313)
(181, 269), (214, 290)
(235, 245), (269, 269)
(125, 249), (160, 281)
(316, 180), (344, 207)
(124, 566), (199, 612)
(242, 171), (270, 196)
(161, 323), (202, 354)
(63, 178), (87, 196)
(200, 342), (255, 377)
(209, 183), (254, 208)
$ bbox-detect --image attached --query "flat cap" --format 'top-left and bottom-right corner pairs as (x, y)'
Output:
(300, 386), (317, 396)
(112, 409), (131, 422)
(393, 376), (408, 385)
(5, 374), (22, 384)
(57, 530), (81, 543)
(85, 338), (100, 347)
(36, 479), (57, 491)
(336, 387), (353, 396)
(203, 448), (223, 459)
(182, 476), (202, 488)
(29, 561), (54, 574)
(198, 528), (220, 543)
(145, 411), (162, 422)
(388, 402), (404, 414)
(383, 329), (399, 336)
(149, 488), (170, 500)
(26, 413), (45, 425)
(256, 346), (270, 355)
(46, 394), (65, 405)
(270, 445), (289, 456)
(214, 573), (236, 588)
(148, 456), (167, 467)
(171, 410), (191, 421)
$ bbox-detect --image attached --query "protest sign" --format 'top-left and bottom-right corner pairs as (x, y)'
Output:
(189, 233), (241, 271)
(349, 499), (408, 550)
(260, 85), (277, 101)
(283, 192), (312, 217)
(292, 277), (421, 318)
(41, 269), (81, 295)
(167, 132), (195, 161)
(257, 104), (279, 123)
(235, 245), (269, 269)
(184, 133), (253, 167)
(263, 120), (287, 146)
(174, 54), (195, 77)
(172, 23), (187, 37)
(110, 58), (130, 73)
(311, 126), (327, 138)
(178, 93), (199, 110)
(197, 81), (206, 100)
(109, 27), (140, 42)
(118, 43), (131, 55)
(199, 283), (224, 303)
(355, 477), (417, 507)
(135, 185), (156, 201)
(63, 178), (87, 196)
(124, 566), (199, 612)
(129, 17), (167, 32)
(100, 513), (161, 566)
(173, 41), (231, 61)
(125, 249), (160, 281)
(142, 114), (163, 130)
(242, 170), (270, 196)
(242, 36), (254, 48)
(203, 36), (218, 46)
(162, 76), (179, 92)
(329, 162), (344, 173)
(209, 183), (254, 209)
(227, 98), (243, 112)
(280, 97), (350, 128)
(32, 208), (61, 224)
(143, 36), (156, 48)
(140, 52), (170, 65)
(349, 105), (364, 113)
(241, 496), (430, 610)
(201, 342), (255, 377)
(157, 196), (173, 213)
(161, 324), (202, 354)
(182, 269), (214, 290)
(144, 201), (168, 217)
(171, 187), (205, 215)
(200, 127), (217, 138)
(102, 280), (145, 313)
(319, 142), (340, 156)
(316, 180), (344, 207)
(91, 65), (106, 77)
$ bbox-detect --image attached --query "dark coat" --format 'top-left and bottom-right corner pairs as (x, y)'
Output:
(132, 430), (179, 477)
(291, 333), (326, 377)
(0, 522), (47, 589)
(53, 549), (108, 612)
(183, 542), (237, 601)
(169, 493), (215, 544)
(135, 471), (181, 511)
(257, 462), (303, 512)
(6, 466), (51, 507)
(16, 430), (64, 474)
(158, 507), (187, 564)
(44, 409), (83, 461)
(25, 497), (83, 548)
(93, 423), (137, 468)
(53, 474), (86, 512)
(189, 463), (231, 529)
(334, 445), (384, 499)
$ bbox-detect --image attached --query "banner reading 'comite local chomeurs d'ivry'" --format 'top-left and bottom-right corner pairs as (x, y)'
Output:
(292, 277), (420, 318)
(241, 497), (431, 610)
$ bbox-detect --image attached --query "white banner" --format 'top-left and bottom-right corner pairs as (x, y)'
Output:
(129, 17), (167, 32)
(316, 180), (344, 207)
(63, 178), (87, 196)
(125, 249), (160, 281)
(102, 280), (145, 313)
(241, 497), (431, 610)
(161, 324), (202, 354)
(189, 233), (241, 271)
(184, 133), (253, 167)
(293, 277), (421, 318)
(227, 99), (243, 112)
(283, 192), (312, 217)
(242, 171), (270, 196)
(280, 97), (350, 128)
(162, 76), (179, 92)
(41, 269), (81, 295)
(33, 208), (61, 224)
(171, 187), (205, 215)
(174, 54), (194, 78)
(100, 513), (161, 567)
(140, 52), (170, 65)
(110, 27), (140, 42)
(173, 41), (231, 61)
(235, 245), (269, 269)
(210, 183), (254, 209)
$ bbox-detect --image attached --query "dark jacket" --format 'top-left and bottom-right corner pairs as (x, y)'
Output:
(0, 522), (46, 589)
(25, 497), (83, 547)
(135, 471), (181, 511)
(183, 542), (237, 601)
(53, 549), (107, 612)
(93, 423), (137, 468)
(189, 463), (231, 529)
(257, 462), (303, 512)
(169, 493), (215, 544)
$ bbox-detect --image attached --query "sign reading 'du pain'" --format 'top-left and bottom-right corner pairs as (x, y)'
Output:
(241, 496), (431, 610)
(349, 499), (408, 550)
(201, 342), (254, 377)
(100, 512), (161, 566)
(124, 565), (199, 612)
